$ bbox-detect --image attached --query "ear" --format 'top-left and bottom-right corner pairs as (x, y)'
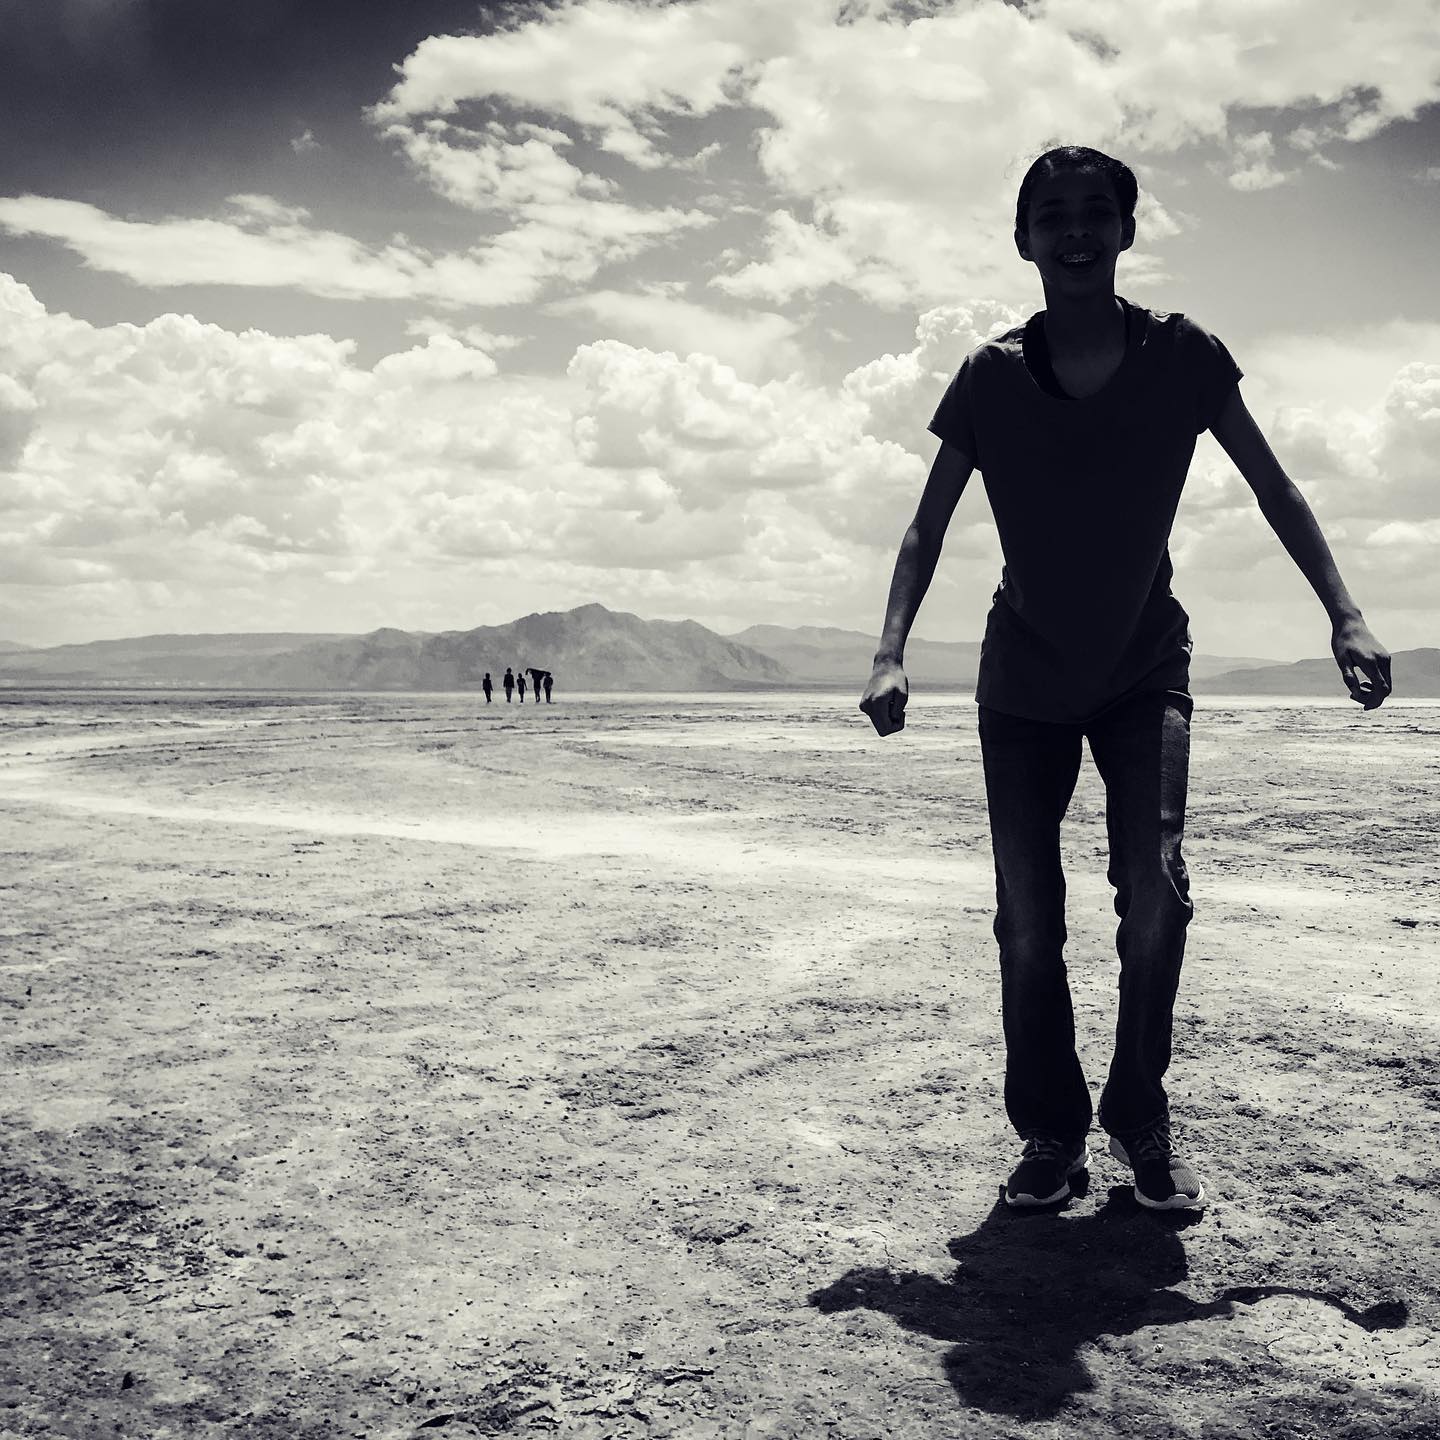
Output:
(1119, 214), (1136, 253)
(1015, 227), (1032, 261)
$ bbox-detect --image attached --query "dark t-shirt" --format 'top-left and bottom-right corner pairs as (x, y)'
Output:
(927, 296), (1243, 723)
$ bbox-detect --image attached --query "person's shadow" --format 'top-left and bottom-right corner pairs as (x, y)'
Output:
(809, 1180), (1407, 1420)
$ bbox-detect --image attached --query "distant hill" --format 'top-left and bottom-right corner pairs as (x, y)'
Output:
(728, 623), (981, 686)
(0, 640), (34, 654)
(243, 606), (787, 691)
(0, 607), (786, 692)
(0, 611), (1430, 695)
(0, 633), (356, 686)
(729, 623), (1281, 689)
(1193, 647), (1440, 698)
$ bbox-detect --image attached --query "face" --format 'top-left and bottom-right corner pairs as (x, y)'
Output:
(1016, 166), (1134, 293)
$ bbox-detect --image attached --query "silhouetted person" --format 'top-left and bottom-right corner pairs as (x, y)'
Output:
(526, 667), (549, 702)
(859, 143), (1390, 1214)
(503, 667), (514, 702)
(517, 671), (526, 702)
(482, 672), (493, 703)
(543, 672), (553, 703)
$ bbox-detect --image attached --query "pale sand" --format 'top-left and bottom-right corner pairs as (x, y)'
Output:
(2, 690), (1439, 1438)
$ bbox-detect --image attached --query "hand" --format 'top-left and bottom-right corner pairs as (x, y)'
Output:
(1331, 617), (1391, 709)
(860, 660), (909, 736)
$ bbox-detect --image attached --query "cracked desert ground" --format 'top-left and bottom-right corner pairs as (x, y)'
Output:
(3, 688), (1439, 1439)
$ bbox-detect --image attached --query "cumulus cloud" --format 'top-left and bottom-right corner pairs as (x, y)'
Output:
(0, 374), (39, 472)
(1170, 356), (1440, 642)
(1, 266), (1435, 655)
(842, 301), (1027, 450)
(406, 315), (524, 352)
(0, 273), (559, 629)
(0, 272), (921, 642)
(565, 338), (929, 559)
(709, 210), (874, 304)
(368, 0), (784, 167)
(736, 0), (1440, 304)
(359, 0), (1440, 314)
(371, 333), (499, 385)
(546, 287), (803, 379)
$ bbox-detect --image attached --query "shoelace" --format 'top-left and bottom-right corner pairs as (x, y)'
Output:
(1021, 1135), (1072, 1164)
(1125, 1128), (1176, 1165)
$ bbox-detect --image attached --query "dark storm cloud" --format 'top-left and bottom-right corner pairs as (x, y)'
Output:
(0, 0), (550, 195)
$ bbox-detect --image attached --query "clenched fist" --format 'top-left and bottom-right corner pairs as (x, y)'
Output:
(860, 660), (909, 736)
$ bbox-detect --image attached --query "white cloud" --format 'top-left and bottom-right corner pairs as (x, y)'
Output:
(382, 119), (605, 210)
(711, 0), (1437, 306)
(569, 339), (857, 497)
(1172, 357), (1440, 650)
(546, 287), (803, 379)
(1367, 518), (1440, 547)
(1224, 131), (1292, 191)
(1239, 319), (1440, 416)
(227, 193), (311, 225)
(0, 188), (711, 310)
(0, 272), (919, 643)
(369, 0), (785, 167)
(290, 129), (320, 155)
(406, 315), (524, 352)
(0, 374), (39, 471)
(1038, 0), (1440, 149)
(370, 334), (499, 385)
(13, 0), (1436, 330)
(0, 274), (559, 602)
(376, 117), (714, 301)
(0, 195), (454, 303)
(709, 209), (872, 304)
(565, 338), (927, 553)
(1, 264), (1435, 657)
(554, 499), (758, 569)
(842, 300), (1027, 450)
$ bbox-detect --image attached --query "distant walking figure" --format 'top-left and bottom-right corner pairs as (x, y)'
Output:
(526, 667), (550, 704)
(517, 671), (526, 702)
(543, 673), (553, 703)
(503, 667), (514, 702)
(482, 672), (493, 704)
(860, 143), (1391, 1217)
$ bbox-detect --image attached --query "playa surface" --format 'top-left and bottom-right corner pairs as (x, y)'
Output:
(3, 688), (1439, 1439)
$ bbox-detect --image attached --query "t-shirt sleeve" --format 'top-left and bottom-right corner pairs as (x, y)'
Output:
(1182, 317), (1244, 434)
(927, 351), (981, 464)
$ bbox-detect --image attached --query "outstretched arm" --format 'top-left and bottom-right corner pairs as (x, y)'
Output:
(1209, 386), (1392, 709)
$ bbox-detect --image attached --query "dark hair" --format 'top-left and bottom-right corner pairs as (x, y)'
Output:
(1014, 146), (1138, 236)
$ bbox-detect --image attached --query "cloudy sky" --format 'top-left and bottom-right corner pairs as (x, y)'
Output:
(1, 0), (1437, 659)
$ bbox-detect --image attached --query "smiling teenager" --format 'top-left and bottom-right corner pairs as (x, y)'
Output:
(859, 145), (1391, 1214)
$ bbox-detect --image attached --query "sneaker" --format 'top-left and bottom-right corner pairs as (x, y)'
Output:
(1005, 1134), (1090, 1208)
(1108, 1127), (1207, 1210)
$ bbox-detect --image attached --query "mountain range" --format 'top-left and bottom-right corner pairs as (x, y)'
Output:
(0, 605), (1433, 696)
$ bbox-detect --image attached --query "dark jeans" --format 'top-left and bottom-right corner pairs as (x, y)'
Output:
(977, 687), (1194, 1142)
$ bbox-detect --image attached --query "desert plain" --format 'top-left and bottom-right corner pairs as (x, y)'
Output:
(2, 686), (1439, 1439)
